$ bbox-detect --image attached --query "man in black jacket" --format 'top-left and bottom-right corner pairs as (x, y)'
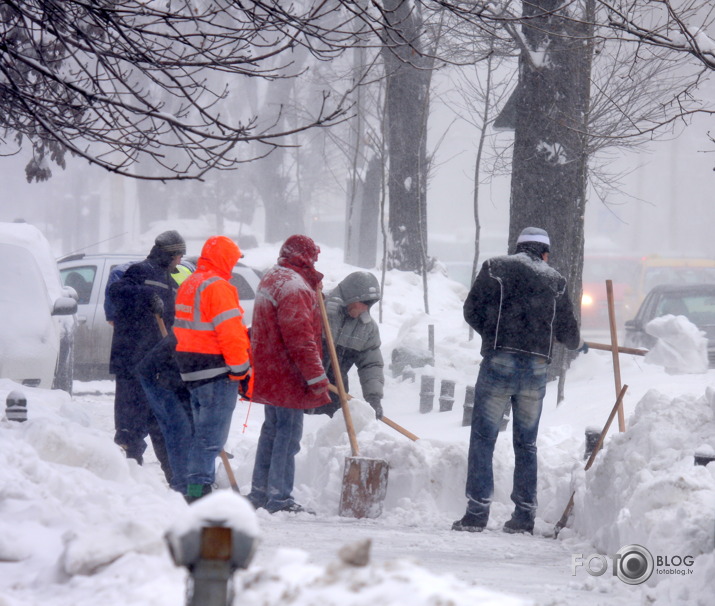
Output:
(453, 227), (585, 535)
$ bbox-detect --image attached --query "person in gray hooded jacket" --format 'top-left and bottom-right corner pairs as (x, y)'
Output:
(313, 271), (385, 419)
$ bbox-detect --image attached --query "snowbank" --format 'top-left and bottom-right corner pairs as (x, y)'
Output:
(644, 314), (709, 374)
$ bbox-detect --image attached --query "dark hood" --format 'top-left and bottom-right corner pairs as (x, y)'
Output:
(333, 271), (381, 307)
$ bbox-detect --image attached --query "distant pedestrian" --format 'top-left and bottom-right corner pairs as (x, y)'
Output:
(174, 236), (251, 503)
(453, 227), (586, 534)
(311, 271), (384, 419)
(107, 230), (187, 484)
(247, 235), (330, 514)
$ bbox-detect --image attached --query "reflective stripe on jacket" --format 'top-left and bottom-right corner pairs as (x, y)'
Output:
(174, 236), (251, 384)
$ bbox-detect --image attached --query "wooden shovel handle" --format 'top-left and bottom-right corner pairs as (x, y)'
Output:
(156, 314), (169, 338)
(328, 384), (419, 442)
(380, 416), (419, 442)
(220, 450), (240, 493)
(585, 341), (647, 356)
(318, 288), (361, 457)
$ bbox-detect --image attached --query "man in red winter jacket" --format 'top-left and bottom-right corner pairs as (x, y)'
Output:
(247, 235), (331, 514)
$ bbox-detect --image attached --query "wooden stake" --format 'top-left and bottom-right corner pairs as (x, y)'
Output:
(606, 280), (626, 432)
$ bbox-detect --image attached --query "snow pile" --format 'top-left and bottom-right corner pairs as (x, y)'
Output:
(237, 544), (528, 606)
(0, 379), (523, 606)
(644, 314), (708, 374)
(570, 384), (715, 588)
(0, 382), (186, 588)
(225, 395), (471, 526)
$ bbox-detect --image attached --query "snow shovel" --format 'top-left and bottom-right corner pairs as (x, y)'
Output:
(318, 289), (389, 519)
(155, 314), (238, 493)
(219, 451), (241, 493)
(552, 384), (628, 538)
(328, 384), (420, 442)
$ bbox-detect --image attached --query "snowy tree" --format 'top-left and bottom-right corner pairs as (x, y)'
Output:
(0, 0), (353, 182)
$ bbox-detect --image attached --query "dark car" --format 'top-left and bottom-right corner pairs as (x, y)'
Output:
(624, 283), (715, 366)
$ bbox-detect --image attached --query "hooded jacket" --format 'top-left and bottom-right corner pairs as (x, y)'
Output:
(314, 271), (384, 416)
(174, 236), (251, 384)
(464, 251), (580, 362)
(250, 235), (330, 409)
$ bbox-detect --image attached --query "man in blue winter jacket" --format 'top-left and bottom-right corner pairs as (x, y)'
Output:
(453, 227), (586, 535)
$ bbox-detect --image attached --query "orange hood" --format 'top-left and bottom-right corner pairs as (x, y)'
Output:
(196, 236), (241, 279)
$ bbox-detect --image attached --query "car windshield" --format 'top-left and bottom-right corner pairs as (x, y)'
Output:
(643, 266), (715, 293)
(656, 293), (715, 326)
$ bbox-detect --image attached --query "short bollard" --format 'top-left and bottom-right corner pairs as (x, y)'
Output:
(166, 502), (257, 606)
(439, 380), (455, 412)
(462, 385), (475, 427)
(420, 375), (434, 413)
(584, 426), (601, 460)
(6, 390), (27, 422)
(694, 451), (715, 467)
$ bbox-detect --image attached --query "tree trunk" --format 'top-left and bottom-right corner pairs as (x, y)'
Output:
(382, 0), (430, 272)
(509, 0), (594, 385)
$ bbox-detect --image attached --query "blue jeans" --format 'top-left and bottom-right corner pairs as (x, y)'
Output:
(466, 351), (548, 521)
(250, 405), (304, 512)
(186, 377), (238, 486)
(139, 376), (193, 494)
(114, 376), (172, 483)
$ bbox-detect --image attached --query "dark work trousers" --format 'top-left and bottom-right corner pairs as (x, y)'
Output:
(114, 375), (172, 485)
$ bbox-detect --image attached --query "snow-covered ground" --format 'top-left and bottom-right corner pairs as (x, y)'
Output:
(1, 243), (713, 605)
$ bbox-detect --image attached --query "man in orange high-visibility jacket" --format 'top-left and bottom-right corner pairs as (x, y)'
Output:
(174, 235), (251, 503)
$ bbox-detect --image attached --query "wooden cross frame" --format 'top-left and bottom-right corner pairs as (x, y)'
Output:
(584, 279), (647, 432)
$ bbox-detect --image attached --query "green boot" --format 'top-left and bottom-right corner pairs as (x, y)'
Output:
(185, 483), (213, 504)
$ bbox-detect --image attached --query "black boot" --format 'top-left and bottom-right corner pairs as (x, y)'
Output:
(452, 511), (488, 532)
(503, 515), (534, 535)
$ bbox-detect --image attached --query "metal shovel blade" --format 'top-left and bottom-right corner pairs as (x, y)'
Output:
(338, 456), (389, 519)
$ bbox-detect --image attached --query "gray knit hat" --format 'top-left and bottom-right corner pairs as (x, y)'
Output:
(154, 230), (186, 255)
(516, 227), (550, 248)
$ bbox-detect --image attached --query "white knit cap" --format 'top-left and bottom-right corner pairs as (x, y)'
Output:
(516, 227), (550, 247)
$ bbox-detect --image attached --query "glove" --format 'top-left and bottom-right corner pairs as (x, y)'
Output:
(149, 293), (164, 316)
(238, 374), (252, 399)
(577, 340), (589, 354)
(365, 395), (383, 420)
(309, 378), (330, 397)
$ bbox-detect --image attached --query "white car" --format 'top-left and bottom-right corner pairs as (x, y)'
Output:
(58, 252), (261, 380)
(0, 223), (77, 392)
